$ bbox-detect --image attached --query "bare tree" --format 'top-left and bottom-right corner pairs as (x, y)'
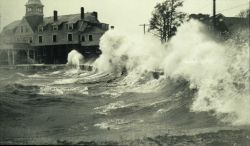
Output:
(149, 0), (186, 43)
(238, 9), (250, 18)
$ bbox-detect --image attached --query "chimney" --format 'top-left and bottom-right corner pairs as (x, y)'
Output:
(92, 11), (98, 19)
(81, 7), (84, 20)
(54, 10), (58, 22)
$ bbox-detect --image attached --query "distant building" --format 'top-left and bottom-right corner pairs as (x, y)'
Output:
(189, 13), (249, 35)
(0, 0), (109, 64)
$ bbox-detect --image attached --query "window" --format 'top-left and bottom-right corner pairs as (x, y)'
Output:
(67, 23), (74, 30)
(27, 8), (32, 12)
(68, 33), (73, 42)
(52, 35), (57, 43)
(39, 36), (43, 43)
(38, 26), (43, 32)
(89, 35), (93, 41)
(29, 37), (33, 43)
(81, 36), (85, 42)
(53, 25), (58, 31)
(37, 8), (42, 12)
(21, 26), (24, 33)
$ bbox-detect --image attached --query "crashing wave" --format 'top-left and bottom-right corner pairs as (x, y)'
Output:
(93, 20), (250, 125)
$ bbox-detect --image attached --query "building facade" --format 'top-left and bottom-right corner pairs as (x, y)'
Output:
(0, 0), (109, 64)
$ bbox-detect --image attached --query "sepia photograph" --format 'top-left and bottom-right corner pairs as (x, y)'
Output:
(0, 0), (249, 145)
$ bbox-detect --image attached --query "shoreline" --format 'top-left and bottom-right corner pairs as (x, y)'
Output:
(0, 64), (94, 71)
(1, 128), (249, 145)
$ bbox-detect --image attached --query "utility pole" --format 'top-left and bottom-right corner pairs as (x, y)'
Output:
(0, 14), (1, 32)
(248, 0), (250, 94)
(0, 4), (2, 32)
(139, 24), (149, 35)
(213, 0), (216, 30)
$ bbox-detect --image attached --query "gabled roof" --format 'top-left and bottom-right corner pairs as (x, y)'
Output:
(25, 16), (43, 31)
(223, 17), (247, 24)
(43, 13), (99, 26)
(79, 22), (88, 31)
(83, 26), (106, 34)
(2, 20), (21, 33)
(1, 12), (100, 34)
(223, 17), (248, 31)
(188, 13), (248, 34)
(0, 43), (14, 50)
(215, 13), (225, 18)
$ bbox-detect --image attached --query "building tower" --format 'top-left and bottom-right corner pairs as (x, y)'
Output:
(25, 0), (44, 30)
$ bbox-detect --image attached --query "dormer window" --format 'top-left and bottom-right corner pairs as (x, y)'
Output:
(38, 25), (43, 32)
(21, 26), (24, 33)
(53, 25), (58, 31)
(67, 23), (74, 30)
(29, 37), (33, 43)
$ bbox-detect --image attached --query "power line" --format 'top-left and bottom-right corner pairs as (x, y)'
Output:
(0, 14), (1, 32)
(195, 2), (249, 15)
(218, 2), (249, 13)
(196, 1), (212, 12)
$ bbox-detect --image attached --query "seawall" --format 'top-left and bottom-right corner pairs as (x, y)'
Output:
(0, 64), (94, 71)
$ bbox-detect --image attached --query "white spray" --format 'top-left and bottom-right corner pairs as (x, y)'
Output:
(94, 20), (250, 125)
(94, 30), (166, 76)
(67, 50), (84, 69)
(162, 20), (250, 125)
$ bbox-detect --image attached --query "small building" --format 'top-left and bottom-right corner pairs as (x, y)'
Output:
(0, 0), (109, 65)
(189, 13), (249, 35)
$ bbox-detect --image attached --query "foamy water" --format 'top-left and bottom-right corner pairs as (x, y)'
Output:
(0, 20), (249, 145)
(94, 20), (250, 126)
(67, 50), (84, 69)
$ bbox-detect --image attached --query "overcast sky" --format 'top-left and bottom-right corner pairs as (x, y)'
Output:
(0, 0), (249, 34)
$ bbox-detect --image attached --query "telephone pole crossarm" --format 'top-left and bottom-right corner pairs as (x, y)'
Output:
(139, 24), (149, 35)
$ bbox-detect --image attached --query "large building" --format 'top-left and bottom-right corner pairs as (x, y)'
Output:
(0, 0), (109, 65)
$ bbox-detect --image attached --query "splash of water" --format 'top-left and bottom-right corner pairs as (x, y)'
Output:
(67, 50), (84, 69)
(94, 30), (165, 74)
(94, 20), (250, 125)
(162, 21), (249, 125)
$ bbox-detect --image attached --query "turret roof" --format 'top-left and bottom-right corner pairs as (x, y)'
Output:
(26, 0), (43, 6)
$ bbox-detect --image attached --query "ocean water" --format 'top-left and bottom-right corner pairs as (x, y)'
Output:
(0, 20), (250, 145)
(0, 67), (249, 145)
